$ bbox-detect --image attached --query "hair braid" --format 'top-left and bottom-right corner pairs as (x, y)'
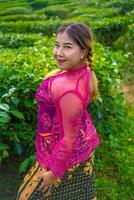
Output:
(86, 45), (99, 100)
(87, 46), (94, 71)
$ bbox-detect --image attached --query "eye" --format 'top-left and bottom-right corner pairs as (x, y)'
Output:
(64, 46), (71, 49)
(54, 44), (59, 48)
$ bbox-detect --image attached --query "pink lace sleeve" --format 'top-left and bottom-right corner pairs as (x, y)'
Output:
(47, 91), (84, 179)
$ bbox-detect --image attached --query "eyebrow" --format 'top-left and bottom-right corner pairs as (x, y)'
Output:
(55, 41), (74, 45)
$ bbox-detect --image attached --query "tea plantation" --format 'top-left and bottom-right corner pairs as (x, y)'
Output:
(0, 0), (134, 199)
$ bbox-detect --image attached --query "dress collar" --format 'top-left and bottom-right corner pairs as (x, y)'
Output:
(51, 62), (88, 80)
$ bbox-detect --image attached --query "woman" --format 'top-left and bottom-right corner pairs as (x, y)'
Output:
(16, 22), (100, 200)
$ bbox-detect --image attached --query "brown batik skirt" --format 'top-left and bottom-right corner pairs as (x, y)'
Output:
(16, 151), (96, 200)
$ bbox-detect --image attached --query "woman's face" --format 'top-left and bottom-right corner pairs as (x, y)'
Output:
(53, 31), (86, 71)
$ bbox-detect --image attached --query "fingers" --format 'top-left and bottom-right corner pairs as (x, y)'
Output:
(39, 179), (50, 193)
(42, 185), (49, 193)
(39, 180), (46, 191)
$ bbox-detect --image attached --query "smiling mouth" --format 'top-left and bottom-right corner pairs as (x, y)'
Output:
(57, 59), (66, 64)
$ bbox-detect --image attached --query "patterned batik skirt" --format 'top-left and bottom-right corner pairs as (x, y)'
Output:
(16, 151), (96, 200)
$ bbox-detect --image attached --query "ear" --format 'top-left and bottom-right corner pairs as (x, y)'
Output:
(80, 49), (87, 59)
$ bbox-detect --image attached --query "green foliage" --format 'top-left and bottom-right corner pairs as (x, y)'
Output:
(0, 7), (32, 16)
(30, 0), (49, 10)
(43, 8), (69, 20)
(34, 4), (74, 20)
(92, 16), (133, 46)
(0, 103), (10, 125)
(47, 0), (72, 6)
(112, 24), (134, 70)
(95, 101), (134, 200)
(0, 14), (47, 22)
(0, 1), (30, 13)
(0, 20), (62, 35)
(0, 33), (42, 48)
(0, 0), (133, 198)
(0, 142), (9, 164)
(19, 155), (35, 173)
(106, 1), (134, 15)
(112, 23), (134, 51)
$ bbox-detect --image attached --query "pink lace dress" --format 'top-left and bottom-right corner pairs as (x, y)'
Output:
(35, 62), (100, 180)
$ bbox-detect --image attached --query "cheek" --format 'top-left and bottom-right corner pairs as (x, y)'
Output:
(67, 49), (80, 59)
(67, 49), (76, 56)
(53, 48), (56, 57)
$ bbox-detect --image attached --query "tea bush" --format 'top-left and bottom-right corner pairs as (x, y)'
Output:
(106, 1), (134, 15)
(0, 7), (32, 16)
(0, 0), (133, 198)
(0, 14), (47, 22)
(0, 33), (43, 48)
(0, 19), (62, 35)
(30, 0), (49, 10)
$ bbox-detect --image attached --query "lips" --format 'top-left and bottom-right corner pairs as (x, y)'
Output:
(57, 59), (66, 64)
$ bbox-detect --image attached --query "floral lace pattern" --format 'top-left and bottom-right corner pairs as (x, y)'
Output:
(35, 62), (100, 179)
(40, 113), (52, 130)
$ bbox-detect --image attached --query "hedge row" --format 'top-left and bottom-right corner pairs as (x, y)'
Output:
(0, 14), (47, 22)
(0, 20), (62, 35)
(0, 32), (43, 48)
(0, 6), (32, 16)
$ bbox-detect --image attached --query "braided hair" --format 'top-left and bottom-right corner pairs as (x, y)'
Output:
(87, 47), (94, 71)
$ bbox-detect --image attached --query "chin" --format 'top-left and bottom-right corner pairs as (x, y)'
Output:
(58, 65), (64, 69)
(57, 63), (72, 71)
(57, 64), (66, 70)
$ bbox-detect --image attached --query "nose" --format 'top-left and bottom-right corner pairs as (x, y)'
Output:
(56, 47), (64, 57)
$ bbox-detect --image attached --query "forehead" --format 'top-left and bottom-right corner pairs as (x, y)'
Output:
(56, 32), (75, 44)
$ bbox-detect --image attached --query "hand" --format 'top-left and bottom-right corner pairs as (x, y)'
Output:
(39, 170), (58, 193)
